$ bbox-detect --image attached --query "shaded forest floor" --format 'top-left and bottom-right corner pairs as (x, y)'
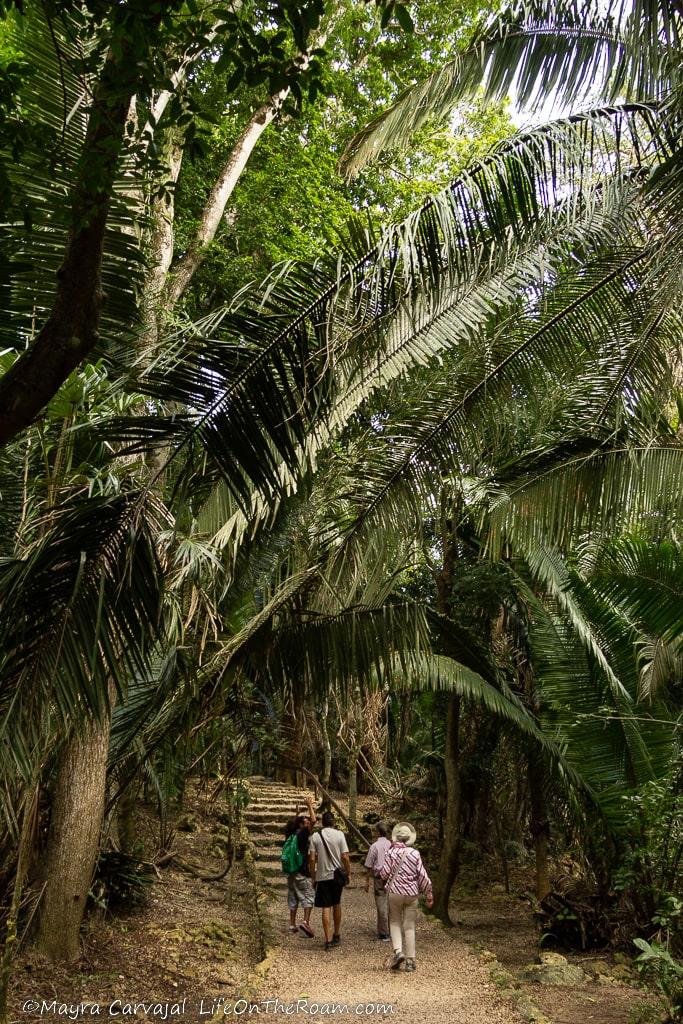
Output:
(454, 880), (653, 1024)
(8, 784), (657, 1024)
(10, 787), (265, 1022)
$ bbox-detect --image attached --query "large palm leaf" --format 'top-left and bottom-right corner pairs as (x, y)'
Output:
(339, 0), (680, 177)
(0, 491), (165, 809)
(0, 8), (144, 358)
(102, 105), (672, 533)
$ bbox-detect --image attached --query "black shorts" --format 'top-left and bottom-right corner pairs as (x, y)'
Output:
(314, 879), (344, 908)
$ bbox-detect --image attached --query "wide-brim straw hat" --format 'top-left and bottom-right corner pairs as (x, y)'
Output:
(392, 821), (417, 846)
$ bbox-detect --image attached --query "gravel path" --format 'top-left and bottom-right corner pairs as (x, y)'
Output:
(259, 880), (525, 1024)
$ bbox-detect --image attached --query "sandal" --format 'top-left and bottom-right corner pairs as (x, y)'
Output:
(299, 922), (314, 937)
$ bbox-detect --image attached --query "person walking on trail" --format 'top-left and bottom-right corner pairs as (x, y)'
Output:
(364, 821), (391, 941)
(379, 821), (433, 973)
(282, 796), (317, 937)
(308, 810), (351, 951)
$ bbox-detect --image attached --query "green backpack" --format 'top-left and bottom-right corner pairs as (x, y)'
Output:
(281, 833), (304, 874)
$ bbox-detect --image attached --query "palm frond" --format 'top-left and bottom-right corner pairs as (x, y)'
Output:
(487, 444), (683, 556)
(0, 8), (144, 358)
(340, 1), (678, 176)
(106, 106), (669, 532)
(0, 492), (165, 784)
(590, 538), (683, 647)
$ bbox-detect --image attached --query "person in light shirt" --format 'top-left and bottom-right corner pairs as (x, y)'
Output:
(308, 811), (352, 950)
(364, 821), (392, 941)
(379, 822), (433, 973)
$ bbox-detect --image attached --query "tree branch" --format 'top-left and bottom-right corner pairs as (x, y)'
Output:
(165, 94), (286, 308)
(0, 44), (141, 446)
(165, 16), (336, 308)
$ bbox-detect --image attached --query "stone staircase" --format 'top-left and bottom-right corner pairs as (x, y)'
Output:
(246, 777), (316, 890)
(245, 777), (363, 890)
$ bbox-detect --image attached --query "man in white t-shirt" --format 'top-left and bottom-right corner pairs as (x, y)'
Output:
(308, 811), (351, 950)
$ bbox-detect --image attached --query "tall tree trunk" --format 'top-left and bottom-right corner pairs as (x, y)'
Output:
(347, 686), (361, 824)
(321, 694), (332, 789)
(0, 24), (157, 446)
(431, 693), (462, 924)
(528, 750), (551, 900)
(35, 695), (114, 962)
(163, 16), (335, 310)
(164, 98), (285, 308)
(139, 140), (184, 356)
(276, 700), (301, 786)
(348, 755), (358, 825)
(431, 489), (461, 923)
(393, 693), (413, 765)
(116, 759), (140, 855)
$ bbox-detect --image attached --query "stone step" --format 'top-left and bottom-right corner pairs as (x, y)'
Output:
(263, 878), (287, 890)
(248, 785), (314, 797)
(247, 795), (312, 804)
(259, 861), (286, 876)
(254, 845), (284, 857)
(246, 797), (313, 807)
(245, 804), (316, 815)
(245, 806), (308, 817)
(244, 818), (287, 832)
(247, 802), (312, 813)
(246, 794), (313, 802)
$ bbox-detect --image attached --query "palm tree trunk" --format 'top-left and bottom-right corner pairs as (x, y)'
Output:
(35, 694), (114, 961)
(431, 693), (462, 923)
(431, 491), (461, 923)
(528, 750), (551, 900)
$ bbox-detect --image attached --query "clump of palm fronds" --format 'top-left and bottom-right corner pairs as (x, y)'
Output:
(89, 851), (155, 914)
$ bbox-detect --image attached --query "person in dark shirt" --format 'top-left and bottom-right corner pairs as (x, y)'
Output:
(284, 796), (316, 937)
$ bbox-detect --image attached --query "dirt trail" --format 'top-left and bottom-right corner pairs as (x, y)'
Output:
(260, 880), (525, 1024)
(247, 778), (523, 1024)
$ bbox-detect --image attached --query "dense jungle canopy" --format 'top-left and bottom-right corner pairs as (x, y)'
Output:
(0, 0), (682, 1020)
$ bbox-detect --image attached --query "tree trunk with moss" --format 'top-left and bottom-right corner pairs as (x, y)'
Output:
(35, 699), (113, 961)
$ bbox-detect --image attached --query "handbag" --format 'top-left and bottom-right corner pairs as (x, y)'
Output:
(319, 828), (349, 887)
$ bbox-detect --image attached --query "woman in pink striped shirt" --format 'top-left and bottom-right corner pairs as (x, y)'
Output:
(379, 822), (433, 972)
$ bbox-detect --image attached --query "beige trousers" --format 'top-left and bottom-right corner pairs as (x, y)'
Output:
(373, 876), (389, 935)
(388, 892), (418, 958)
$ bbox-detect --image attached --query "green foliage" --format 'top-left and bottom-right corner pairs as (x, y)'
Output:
(173, 0), (512, 313)
(634, 939), (683, 1022)
(615, 759), (683, 951)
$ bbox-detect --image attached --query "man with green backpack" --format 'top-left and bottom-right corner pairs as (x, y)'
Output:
(281, 796), (316, 937)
